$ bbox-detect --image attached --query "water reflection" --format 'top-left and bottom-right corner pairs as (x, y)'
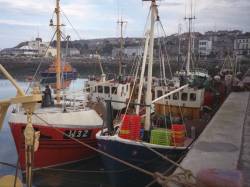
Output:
(49, 80), (72, 90)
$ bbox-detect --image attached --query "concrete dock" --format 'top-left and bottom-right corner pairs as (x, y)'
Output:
(239, 93), (250, 185)
(174, 92), (250, 186)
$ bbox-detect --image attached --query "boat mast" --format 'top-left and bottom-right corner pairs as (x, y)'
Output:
(117, 18), (127, 76)
(184, 0), (195, 75)
(135, 31), (150, 115)
(145, 0), (157, 134)
(177, 24), (182, 64)
(55, 0), (61, 103)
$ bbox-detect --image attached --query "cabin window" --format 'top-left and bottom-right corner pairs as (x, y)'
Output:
(121, 86), (125, 96)
(166, 92), (171, 100)
(157, 90), (163, 97)
(98, 86), (103, 93)
(164, 92), (170, 100)
(190, 93), (196, 101)
(112, 87), (117, 94)
(173, 92), (179, 100)
(104, 86), (110, 94)
(181, 93), (188, 101)
(85, 85), (90, 92)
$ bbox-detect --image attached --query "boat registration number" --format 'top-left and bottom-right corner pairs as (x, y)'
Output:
(64, 130), (91, 139)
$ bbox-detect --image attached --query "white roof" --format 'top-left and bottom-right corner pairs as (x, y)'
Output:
(9, 108), (103, 128)
(19, 45), (36, 50)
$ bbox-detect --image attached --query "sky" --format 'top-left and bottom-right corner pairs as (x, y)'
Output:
(0, 0), (249, 49)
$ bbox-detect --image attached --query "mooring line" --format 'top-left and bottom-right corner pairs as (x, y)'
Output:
(33, 113), (155, 178)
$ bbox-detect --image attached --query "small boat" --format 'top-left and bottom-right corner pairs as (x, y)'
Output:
(40, 63), (77, 84)
(40, 7), (77, 84)
(85, 19), (133, 112)
(9, 0), (103, 170)
(86, 74), (132, 111)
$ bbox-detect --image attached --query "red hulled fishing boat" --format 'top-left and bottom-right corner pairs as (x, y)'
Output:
(9, 0), (103, 170)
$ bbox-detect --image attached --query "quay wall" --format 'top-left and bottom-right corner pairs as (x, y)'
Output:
(172, 92), (250, 186)
(0, 56), (249, 79)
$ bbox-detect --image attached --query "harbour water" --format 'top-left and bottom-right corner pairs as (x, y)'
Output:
(0, 79), (112, 187)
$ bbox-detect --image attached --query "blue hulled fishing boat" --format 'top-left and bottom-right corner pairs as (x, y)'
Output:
(96, 1), (193, 186)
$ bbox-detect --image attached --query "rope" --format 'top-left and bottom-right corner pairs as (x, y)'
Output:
(40, 166), (134, 174)
(33, 113), (154, 178)
(0, 161), (18, 168)
(25, 85), (194, 185)
(25, 30), (57, 94)
(155, 171), (196, 187)
(156, 22), (163, 83)
(39, 155), (161, 175)
(176, 98), (188, 137)
(61, 10), (83, 40)
(145, 152), (187, 187)
(121, 54), (140, 121)
(14, 158), (20, 187)
(158, 20), (173, 79)
(138, 141), (191, 173)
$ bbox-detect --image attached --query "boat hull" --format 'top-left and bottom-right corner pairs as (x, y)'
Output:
(40, 71), (78, 84)
(97, 137), (187, 187)
(10, 123), (100, 170)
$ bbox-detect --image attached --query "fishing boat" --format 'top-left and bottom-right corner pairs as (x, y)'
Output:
(85, 18), (133, 112)
(154, 8), (212, 137)
(40, 63), (77, 84)
(40, 16), (77, 84)
(96, 1), (193, 186)
(9, 0), (103, 170)
(86, 75), (132, 111)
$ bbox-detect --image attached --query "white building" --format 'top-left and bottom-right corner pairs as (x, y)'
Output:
(124, 46), (143, 57)
(62, 48), (80, 57)
(19, 46), (38, 55)
(0, 38), (57, 57)
(198, 40), (212, 56)
(112, 46), (143, 58)
(45, 48), (57, 57)
(27, 38), (57, 57)
(234, 33), (250, 58)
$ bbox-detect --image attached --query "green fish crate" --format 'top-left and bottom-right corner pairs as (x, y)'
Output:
(150, 128), (172, 146)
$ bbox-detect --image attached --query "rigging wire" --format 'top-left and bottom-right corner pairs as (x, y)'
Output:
(156, 22), (163, 83)
(25, 30), (57, 94)
(158, 20), (173, 79)
(61, 10), (83, 40)
(13, 157), (20, 187)
(119, 5), (154, 120)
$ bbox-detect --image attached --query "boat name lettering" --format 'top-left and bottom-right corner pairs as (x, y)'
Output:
(64, 130), (91, 139)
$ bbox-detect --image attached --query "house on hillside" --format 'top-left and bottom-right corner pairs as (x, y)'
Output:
(0, 37), (57, 57)
(62, 48), (80, 57)
(199, 39), (212, 56)
(112, 46), (143, 58)
(234, 33), (250, 59)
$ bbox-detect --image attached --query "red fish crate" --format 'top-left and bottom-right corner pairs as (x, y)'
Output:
(119, 115), (141, 140)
